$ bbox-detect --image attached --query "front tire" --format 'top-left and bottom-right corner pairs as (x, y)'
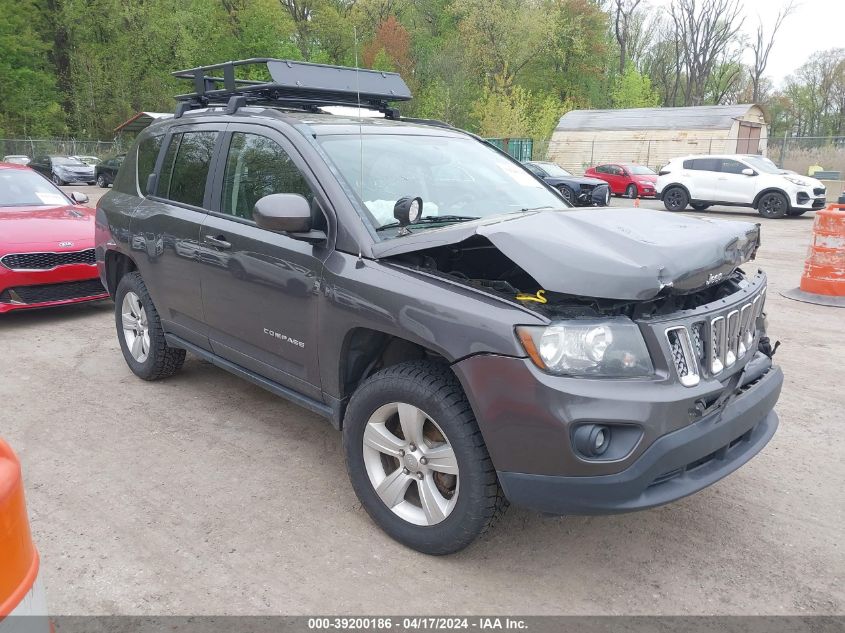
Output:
(663, 186), (689, 212)
(625, 184), (638, 198)
(558, 185), (575, 205)
(757, 192), (789, 219)
(114, 271), (186, 380)
(96, 175), (108, 188)
(343, 361), (506, 555)
(52, 174), (65, 186)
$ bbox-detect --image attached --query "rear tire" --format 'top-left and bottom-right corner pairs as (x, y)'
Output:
(114, 271), (186, 381)
(757, 192), (789, 219)
(663, 186), (689, 212)
(343, 361), (507, 555)
(691, 202), (710, 211)
(625, 184), (638, 198)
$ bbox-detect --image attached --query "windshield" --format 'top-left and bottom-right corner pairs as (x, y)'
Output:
(318, 134), (567, 235)
(628, 165), (656, 175)
(0, 170), (71, 207)
(54, 157), (86, 166)
(535, 162), (572, 177)
(742, 156), (780, 174)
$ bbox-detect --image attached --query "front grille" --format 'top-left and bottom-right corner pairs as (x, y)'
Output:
(813, 187), (825, 196)
(663, 287), (766, 387)
(0, 279), (106, 305)
(1, 249), (95, 270)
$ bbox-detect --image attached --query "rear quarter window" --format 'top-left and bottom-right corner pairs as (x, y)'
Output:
(136, 135), (163, 195)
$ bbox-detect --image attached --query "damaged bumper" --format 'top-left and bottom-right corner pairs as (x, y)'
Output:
(453, 352), (782, 515)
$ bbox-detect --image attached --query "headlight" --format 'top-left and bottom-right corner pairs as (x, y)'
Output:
(784, 176), (808, 186)
(516, 318), (653, 377)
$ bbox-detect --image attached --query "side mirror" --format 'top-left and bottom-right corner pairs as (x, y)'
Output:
(253, 193), (326, 243)
(742, 168), (756, 176)
(70, 192), (89, 204)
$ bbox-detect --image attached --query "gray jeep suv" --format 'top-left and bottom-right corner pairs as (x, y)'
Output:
(95, 60), (782, 554)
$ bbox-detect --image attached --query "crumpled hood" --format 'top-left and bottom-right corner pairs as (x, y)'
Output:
(374, 208), (761, 301)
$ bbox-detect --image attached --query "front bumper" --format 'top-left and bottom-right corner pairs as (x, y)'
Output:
(793, 189), (826, 210)
(0, 262), (107, 313)
(454, 353), (782, 515)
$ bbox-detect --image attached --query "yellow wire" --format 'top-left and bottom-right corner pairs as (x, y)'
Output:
(516, 289), (547, 304)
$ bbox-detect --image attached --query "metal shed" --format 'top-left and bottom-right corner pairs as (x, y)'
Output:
(114, 112), (172, 135)
(547, 104), (768, 174)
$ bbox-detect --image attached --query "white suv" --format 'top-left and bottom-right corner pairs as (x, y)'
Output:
(656, 154), (826, 218)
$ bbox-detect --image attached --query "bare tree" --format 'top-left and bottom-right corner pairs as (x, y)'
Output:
(614, 0), (642, 75)
(669, 0), (745, 106)
(750, 1), (795, 103)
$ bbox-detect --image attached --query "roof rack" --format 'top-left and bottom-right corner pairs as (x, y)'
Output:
(171, 58), (412, 119)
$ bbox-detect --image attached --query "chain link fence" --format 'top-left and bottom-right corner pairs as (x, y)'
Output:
(535, 135), (845, 181)
(0, 138), (123, 160)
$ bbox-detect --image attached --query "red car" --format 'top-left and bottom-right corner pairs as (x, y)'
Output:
(0, 163), (108, 313)
(584, 163), (658, 198)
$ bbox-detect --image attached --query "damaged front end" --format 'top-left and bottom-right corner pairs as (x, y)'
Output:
(378, 208), (772, 385)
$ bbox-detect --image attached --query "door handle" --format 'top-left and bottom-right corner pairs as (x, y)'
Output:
(204, 235), (232, 249)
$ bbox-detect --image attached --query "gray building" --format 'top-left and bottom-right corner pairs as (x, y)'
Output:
(547, 104), (768, 173)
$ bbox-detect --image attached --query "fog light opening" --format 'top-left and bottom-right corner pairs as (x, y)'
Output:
(574, 424), (611, 458)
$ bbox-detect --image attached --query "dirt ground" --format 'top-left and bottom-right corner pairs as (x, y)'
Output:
(1, 186), (842, 615)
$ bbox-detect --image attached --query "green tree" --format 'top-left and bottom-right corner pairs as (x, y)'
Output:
(611, 64), (660, 108)
(0, 0), (65, 136)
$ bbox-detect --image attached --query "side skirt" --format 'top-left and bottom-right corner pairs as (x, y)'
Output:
(165, 333), (341, 427)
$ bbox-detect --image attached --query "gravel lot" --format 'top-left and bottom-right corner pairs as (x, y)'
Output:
(1, 186), (842, 615)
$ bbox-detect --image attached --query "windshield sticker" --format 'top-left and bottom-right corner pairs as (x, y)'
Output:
(497, 162), (543, 188)
(35, 192), (68, 205)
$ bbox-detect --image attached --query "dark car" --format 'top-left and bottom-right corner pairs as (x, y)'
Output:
(523, 161), (610, 206)
(96, 59), (781, 555)
(29, 155), (95, 186)
(95, 155), (125, 188)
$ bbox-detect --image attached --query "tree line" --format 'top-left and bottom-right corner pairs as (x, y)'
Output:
(0, 0), (842, 143)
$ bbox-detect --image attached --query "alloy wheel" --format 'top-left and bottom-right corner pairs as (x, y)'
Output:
(559, 187), (573, 204)
(665, 188), (685, 211)
(759, 193), (786, 218)
(121, 291), (151, 362)
(362, 402), (459, 526)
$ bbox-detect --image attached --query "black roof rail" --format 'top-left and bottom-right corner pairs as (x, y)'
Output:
(171, 58), (412, 119)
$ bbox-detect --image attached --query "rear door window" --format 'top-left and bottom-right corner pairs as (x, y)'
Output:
(157, 131), (218, 207)
(167, 132), (218, 207)
(686, 158), (720, 172)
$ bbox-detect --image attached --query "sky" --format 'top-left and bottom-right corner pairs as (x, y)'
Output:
(646, 0), (845, 86)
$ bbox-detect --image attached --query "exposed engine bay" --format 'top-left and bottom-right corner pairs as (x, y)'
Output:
(389, 233), (755, 320)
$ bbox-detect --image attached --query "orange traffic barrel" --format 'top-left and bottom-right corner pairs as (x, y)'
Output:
(783, 204), (845, 307)
(0, 439), (48, 629)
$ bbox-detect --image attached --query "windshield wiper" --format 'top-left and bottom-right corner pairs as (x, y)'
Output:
(376, 215), (480, 231)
